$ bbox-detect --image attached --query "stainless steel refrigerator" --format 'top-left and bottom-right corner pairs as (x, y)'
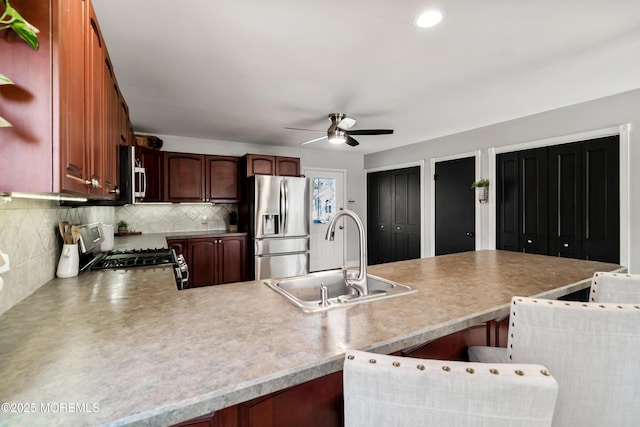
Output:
(247, 175), (310, 280)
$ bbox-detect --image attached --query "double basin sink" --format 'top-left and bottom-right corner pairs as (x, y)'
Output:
(264, 269), (416, 313)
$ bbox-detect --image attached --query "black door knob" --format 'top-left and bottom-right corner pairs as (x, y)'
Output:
(466, 232), (474, 237)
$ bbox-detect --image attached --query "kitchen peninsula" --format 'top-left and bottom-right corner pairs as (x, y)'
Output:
(0, 250), (623, 426)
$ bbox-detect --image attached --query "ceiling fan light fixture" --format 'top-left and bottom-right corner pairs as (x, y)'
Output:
(328, 129), (347, 144)
(416, 10), (444, 28)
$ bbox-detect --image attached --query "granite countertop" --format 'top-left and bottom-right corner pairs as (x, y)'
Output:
(112, 231), (248, 251)
(0, 251), (623, 426)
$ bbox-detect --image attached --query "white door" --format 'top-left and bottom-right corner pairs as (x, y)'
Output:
(304, 168), (346, 272)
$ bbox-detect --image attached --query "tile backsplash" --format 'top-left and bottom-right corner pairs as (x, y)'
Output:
(0, 198), (115, 315)
(0, 199), (237, 315)
(115, 203), (235, 234)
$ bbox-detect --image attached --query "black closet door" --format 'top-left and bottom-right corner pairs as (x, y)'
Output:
(367, 167), (421, 265)
(519, 148), (549, 255)
(581, 136), (619, 263)
(548, 142), (582, 258)
(496, 152), (519, 251)
(434, 157), (476, 255)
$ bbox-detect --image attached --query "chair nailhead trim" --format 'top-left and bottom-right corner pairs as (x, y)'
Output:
(540, 370), (550, 376)
(490, 369), (499, 375)
(347, 354), (354, 360)
(515, 370), (524, 376)
(417, 364), (425, 371)
(393, 361), (400, 367)
(442, 366), (451, 372)
(369, 359), (377, 364)
(466, 368), (475, 374)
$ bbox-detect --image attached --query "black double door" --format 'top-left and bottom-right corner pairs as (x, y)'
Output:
(496, 135), (619, 263)
(367, 167), (421, 265)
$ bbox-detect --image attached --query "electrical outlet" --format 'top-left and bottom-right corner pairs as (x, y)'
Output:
(201, 215), (208, 224)
(0, 250), (9, 274)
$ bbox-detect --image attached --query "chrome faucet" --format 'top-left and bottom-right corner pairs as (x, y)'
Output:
(325, 209), (368, 296)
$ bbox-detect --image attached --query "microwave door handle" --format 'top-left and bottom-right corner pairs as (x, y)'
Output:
(140, 169), (147, 198)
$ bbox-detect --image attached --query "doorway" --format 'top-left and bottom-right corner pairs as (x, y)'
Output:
(434, 157), (476, 255)
(304, 168), (346, 272)
(367, 166), (421, 265)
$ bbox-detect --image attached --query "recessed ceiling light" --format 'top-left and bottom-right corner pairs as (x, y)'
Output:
(416, 10), (444, 28)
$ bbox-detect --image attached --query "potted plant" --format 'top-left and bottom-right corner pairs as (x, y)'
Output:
(1, 0), (39, 127)
(471, 179), (489, 203)
(117, 220), (128, 234)
(228, 211), (238, 232)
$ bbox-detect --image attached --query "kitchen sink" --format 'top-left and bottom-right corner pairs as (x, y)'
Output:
(264, 269), (416, 313)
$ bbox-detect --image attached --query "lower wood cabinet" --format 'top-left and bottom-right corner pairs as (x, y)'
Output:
(168, 236), (247, 289)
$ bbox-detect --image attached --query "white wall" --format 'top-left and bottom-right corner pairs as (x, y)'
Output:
(364, 88), (640, 272)
(157, 135), (365, 262)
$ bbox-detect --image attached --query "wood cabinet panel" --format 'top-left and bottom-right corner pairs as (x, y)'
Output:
(85, 4), (105, 197)
(164, 153), (206, 202)
(103, 56), (120, 199)
(138, 147), (164, 202)
(58, 0), (88, 194)
(275, 156), (300, 177)
(188, 239), (217, 288)
(177, 236), (247, 289)
(206, 156), (241, 202)
(219, 236), (246, 284)
(243, 154), (301, 177)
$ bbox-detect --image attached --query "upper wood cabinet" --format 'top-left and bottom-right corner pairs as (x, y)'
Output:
(164, 153), (241, 203)
(138, 147), (164, 202)
(206, 156), (241, 203)
(0, 0), (130, 198)
(243, 154), (300, 177)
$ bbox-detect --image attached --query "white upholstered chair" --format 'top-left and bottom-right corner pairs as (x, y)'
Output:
(471, 297), (640, 427)
(589, 271), (640, 303)
(469, 271), (640, 364)
(343, 349), (558, 427)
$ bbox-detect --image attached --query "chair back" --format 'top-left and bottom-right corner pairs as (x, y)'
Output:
(590, 271), (640, 303)
(343, 349), (558, 427)
(507, 297), (640, 427)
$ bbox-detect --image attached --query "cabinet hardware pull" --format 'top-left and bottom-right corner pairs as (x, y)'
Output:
(527, 239), (533, 244)
(563, 243), (569, 248)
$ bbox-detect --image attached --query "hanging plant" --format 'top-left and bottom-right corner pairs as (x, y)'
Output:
(0, 0), (40, 127)
(471, 178), (489, 188)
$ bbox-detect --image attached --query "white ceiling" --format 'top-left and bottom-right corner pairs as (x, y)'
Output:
(92, 0), (640, 154)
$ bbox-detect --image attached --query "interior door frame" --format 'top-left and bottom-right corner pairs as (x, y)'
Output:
(302, 166), (348, 268)
(364, 160), (426, 258)
(430, 151), (482, 257)
(489, 124), (630, 268)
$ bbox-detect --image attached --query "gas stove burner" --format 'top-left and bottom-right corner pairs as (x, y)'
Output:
(91, 248), (176, 270)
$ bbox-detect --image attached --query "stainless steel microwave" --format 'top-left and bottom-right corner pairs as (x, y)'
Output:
(118, 145), (147, 205)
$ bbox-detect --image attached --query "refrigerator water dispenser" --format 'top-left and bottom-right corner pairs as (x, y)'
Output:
(262, 214), (279, 235)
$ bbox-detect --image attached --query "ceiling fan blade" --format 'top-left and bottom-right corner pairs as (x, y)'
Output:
(300, 135), (327, 146)
(285, 126), (324, 132)
(345, 135), (359, 147)
(347, 129), (394, 136)
(337, 117), (356, 130)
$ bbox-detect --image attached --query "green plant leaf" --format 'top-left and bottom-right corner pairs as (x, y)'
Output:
(0, 73), (14, 85)
(0, 115), (13, 127)
(2, 1), (39, 50)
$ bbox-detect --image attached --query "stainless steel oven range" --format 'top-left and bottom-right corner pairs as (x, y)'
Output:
(88, 248), (188, 290)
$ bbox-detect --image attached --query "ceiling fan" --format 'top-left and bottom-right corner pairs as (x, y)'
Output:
(286, 113), (394, 147)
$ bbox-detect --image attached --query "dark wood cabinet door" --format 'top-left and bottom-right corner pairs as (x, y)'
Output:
(167, 239), (187, 258)
(118, 97), (130, 145)
(103, 57), (120, 199)
(188, 239), (217, 288)
(164, 153), (205, 202)
(59, 0), (88, 194)
(85, 4), (105, 197)
(218, 236), (247, 284)
(275, 157), (300, 177)
(245, 154), (276, 176)
(139, 147), (164, 202)
(206, 156), (240, 202)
